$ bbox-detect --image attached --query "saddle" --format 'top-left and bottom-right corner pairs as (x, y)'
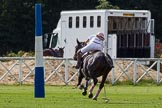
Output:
(80, 50), (100, 68)
(88, 50), (100, 54)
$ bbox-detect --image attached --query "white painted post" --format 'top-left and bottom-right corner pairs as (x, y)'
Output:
(64, 59), (69, 84)
(111, 59), (115, 85)
(157, 59), (160, 85)
(133, 59), (137, 85)
(19, 59), (22, 85)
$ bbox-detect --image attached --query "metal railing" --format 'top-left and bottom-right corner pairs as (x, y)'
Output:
(0, 57), (162, 85)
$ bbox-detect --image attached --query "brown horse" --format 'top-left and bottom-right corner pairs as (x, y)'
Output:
(73, 39), (114, 100)
(43, 47), (64, 57)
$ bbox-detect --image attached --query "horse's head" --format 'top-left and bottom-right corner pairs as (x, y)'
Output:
(73, 39), (86, 60)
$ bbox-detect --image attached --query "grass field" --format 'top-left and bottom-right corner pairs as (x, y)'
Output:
(0, 84), (162, 108)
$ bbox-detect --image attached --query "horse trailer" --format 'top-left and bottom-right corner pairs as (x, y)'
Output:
(43, 9), (155, 59)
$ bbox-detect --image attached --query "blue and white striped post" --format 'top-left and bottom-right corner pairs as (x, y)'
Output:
(34, 3), (45, 98)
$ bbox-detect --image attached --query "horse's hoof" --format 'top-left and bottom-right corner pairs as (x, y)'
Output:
(92, 96), (97, 101)
(82, 91), (87, 96)
(88, 93), (93, 98)
(77, 85), (84, 90)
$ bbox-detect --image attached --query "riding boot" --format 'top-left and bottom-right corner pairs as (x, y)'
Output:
(75, 50), (83, 69)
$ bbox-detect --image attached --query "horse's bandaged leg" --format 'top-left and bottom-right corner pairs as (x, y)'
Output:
(95, 89), (101, 98)
(89, 84), (95, 94)
(92, 89), (101, 100)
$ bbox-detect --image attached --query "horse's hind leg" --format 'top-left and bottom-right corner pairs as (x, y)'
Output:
(89, 78), (98, 99)
(92, 73), (108, 100)
(88, 80), (95, 98)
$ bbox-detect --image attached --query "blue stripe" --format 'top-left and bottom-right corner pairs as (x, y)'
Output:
(35, 3), (42, 36)
(34, 67), (45, 98)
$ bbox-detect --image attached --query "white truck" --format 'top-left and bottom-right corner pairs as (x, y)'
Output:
(43, 9), (155, 58)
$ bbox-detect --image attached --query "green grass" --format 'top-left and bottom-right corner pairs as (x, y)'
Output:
(0, 85), (162, 108)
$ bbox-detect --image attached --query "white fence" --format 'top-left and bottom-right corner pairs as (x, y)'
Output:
(0, 57), (162, 85)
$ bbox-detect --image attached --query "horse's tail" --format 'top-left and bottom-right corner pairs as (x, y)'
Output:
(105, 53), (114, 68)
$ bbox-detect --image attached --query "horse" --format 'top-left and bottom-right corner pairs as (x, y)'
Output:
(43, 47), (64, 57)
(73, 39), (114, 100)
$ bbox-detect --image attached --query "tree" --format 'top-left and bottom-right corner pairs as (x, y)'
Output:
(0, 0), (35, 55)
(96, 0), (119, 9)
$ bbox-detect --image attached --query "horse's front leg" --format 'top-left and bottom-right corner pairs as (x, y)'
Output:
(82, 80), (89, 96)
(92, 73), (108, 100)
(77, 69), (84, 89)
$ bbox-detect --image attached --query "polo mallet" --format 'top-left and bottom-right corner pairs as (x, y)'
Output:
(102, 85), (110, 103)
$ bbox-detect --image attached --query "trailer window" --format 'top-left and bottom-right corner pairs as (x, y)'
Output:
(90, 16), (94, 28)
(50, 33), (58, 48)
(97, 16), (101, 27)
(76, 16), (79, 28)
(141, 18), (146, 29)
(83, 16), (87, 28)
(69, 17), (72, 28)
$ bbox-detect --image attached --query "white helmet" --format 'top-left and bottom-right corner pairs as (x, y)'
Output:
(97, 32), (104, 39)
